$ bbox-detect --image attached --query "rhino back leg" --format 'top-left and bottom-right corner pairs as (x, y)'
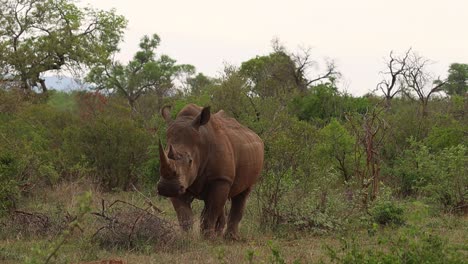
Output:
(170, 193), (194, 231)
(225, 187), (252, 240)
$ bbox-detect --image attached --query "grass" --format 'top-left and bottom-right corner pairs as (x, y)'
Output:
(0, 182), (466, 263)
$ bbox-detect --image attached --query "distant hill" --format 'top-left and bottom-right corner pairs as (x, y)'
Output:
(44, 76), (89, 91)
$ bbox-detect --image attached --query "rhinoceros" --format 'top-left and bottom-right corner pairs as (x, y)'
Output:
(157, 104), (264, 239)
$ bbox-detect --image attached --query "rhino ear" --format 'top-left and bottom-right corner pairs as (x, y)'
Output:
(192, 106), (210, 130)
(160, 105), (172, 124)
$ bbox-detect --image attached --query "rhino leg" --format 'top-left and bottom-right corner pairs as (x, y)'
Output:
(225, 187), (252, 240)
(200, 181), (230, 238)
(170, 193), (194, 231)
(215, 208), (227, 235)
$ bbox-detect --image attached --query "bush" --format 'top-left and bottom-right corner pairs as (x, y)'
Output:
(422, 145), (467, 213)
(315, 119), (355, 182)
(425, 115), (466, 151)
(62, 104), (153, 190)
(0, 104), (71, 188)
(291, 84), (371, 126)
(255, 115), (317, 229)
(326, 231), (465, 264)
(371, 200), (405, 226)
(392, 140), (467, 213)
(0, 91), (158, 192)
(0, 153), (19, 216)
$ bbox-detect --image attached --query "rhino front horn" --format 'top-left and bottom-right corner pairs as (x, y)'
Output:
(158, 139), (170, 172)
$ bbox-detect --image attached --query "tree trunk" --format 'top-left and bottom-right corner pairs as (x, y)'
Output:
(421, 99), (429, 117)
(21, 77), (30, 92)
(39, 78), (48, 94)
(128, 97), (138, 116)
(384, 96), (392, 110)
(371, 160), (380, 201)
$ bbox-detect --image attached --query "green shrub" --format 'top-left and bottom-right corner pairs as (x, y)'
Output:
(393, 140), (467, 213)
(326, 232), (465, 264)
(0, 153), (19, 216)
(315, 119), (355, 182)
(422, 145), (467, 213)
(371, 200), (405, 226)
(62, 107), (152, 190)
(0, 104), (70, 187)
(291, 84), (371, 126)
(425, 121), (465, 151)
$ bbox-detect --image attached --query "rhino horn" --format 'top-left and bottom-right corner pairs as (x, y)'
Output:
(168, 144), (177, 160)
(158, 139), (170, 173)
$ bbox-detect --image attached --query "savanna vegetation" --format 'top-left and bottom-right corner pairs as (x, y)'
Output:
(0, 0), (467, 263)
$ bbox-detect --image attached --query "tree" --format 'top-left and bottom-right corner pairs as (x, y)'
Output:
(346, 107), (387, 205)
(443, 63), (468, 96)
(376, 49), (411, 108)
(291, 83), (340, 124)
(0, 0), (127, 93)
(240, 50), (297, 99)
(291, 83), (371, 125)
(239, 39), (338, 99)
(86, 34), (195, 113)
(210, 64), (253, 120)
(186, 73), (214, 96)
(403, 52), (446, 116)
(316, 118), (355, 182)
(291, 47), (338, 93)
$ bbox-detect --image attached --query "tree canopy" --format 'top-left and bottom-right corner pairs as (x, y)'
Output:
(0, 0), (127, 93)
(443, 63), (468, 96)
(86, 34), (195, 113)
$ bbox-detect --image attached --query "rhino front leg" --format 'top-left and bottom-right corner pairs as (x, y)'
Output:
(201, 181), (230, 238)
(170, 193), (194, 231)
(215, 208), (226, 235)
(225, 187), (251, 240)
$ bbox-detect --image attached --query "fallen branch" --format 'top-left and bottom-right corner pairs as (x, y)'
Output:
(91, 198), (176, 250)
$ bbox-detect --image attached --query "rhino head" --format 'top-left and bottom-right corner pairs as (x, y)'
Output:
(157, 105), (211, 197)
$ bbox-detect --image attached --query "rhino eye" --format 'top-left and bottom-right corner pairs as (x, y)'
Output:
(188, 158), (193, 165)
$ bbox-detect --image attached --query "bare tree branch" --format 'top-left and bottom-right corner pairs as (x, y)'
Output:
(403, 52), (447, 116)
(376, 48), (411, 107)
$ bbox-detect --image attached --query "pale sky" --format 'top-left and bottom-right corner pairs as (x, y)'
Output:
(81, 0), (468, 96)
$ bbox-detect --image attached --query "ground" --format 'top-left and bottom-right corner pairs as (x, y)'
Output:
(0, 181), (466, 263)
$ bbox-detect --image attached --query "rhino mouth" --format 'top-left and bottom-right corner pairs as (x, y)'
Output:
(157, 181), (186, 197)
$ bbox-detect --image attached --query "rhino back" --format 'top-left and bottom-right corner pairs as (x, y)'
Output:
(208, 111), (264, 197)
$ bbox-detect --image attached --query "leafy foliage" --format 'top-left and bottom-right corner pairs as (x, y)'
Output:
(86, 34), (195, 112)
(291, 84), (371, 125)
(371, 200), (405, 226)
(326, 231), (465, 264)
(240, 51), (298, 98)
(0, 0), (127, 92)
(62, 99), (153, 190)
(392, 140), (467, 213)
(0, 152), (19, 216)
(443, 63), (468, 96)
(315, 119), (355, 182)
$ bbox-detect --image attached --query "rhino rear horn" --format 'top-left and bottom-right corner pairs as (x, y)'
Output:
(168, 144), (177, 160)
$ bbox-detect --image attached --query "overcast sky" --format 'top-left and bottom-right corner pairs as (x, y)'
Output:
(81, 0), (468, 95)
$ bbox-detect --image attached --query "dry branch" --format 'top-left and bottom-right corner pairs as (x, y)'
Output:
(91, 199), (176, 250)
